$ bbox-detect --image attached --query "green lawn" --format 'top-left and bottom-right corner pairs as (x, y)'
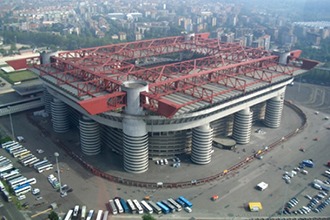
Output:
(0, 69), (37, 84)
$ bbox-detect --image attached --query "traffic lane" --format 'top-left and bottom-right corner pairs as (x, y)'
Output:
(0, 199), (25, 220)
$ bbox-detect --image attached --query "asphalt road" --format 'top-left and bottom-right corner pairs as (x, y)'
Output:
(0, 82), (329, 220)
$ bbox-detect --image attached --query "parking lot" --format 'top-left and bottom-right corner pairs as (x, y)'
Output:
(0, 82), (330, 220)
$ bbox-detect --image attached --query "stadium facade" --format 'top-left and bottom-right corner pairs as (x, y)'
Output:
(31, 33), (318, 173)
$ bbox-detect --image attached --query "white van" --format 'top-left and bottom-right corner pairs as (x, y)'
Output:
(73, 205), (79, 217)
(313, 183), (322, 190)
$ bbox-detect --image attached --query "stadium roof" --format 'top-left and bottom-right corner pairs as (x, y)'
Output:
(33, 33), (318, 118)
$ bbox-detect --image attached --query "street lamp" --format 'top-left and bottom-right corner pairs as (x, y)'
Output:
(54, 152), (63, 196)
(8, 106), (15, 139)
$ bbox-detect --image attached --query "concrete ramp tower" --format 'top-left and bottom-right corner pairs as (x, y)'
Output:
(51, 98), (70, 133)
(79, 116), (101, 155)
(191, 124), (213, 165)
(264, 95), (284, 128)
(232, 108), (253, 144)
(122, 81), (149, 173)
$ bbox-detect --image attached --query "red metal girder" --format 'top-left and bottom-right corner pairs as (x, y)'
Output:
(123, 55), (227, 83)
(207, 73), (247, 91)
(140, 92), (182, 118)
(148, 55), (277, 96)
(79, 92), (126, 115)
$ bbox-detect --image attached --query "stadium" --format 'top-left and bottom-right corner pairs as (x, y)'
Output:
(31, 33), (318, 174)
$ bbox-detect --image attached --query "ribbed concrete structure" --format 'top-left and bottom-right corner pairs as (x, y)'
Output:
(43, 87), (52, 114)
(264, 95), (284, 128)
(122, 81), (149, 173)
(232, 108), (253, 144)
(51, 98), (70, 133)
(149, 130), (190, 157)
(79, 116), (101, 155)
(191, 124), (213, 165)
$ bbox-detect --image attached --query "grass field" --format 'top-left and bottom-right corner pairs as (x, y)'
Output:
(0, 69), (37, 84)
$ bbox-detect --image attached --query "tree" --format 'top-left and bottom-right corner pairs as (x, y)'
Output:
(142, 213), (157, 220)
(48, 211), (59, 220)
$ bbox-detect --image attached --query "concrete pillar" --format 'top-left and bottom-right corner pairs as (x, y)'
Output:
(232, 108), (253, 144)
(264, 95), (284, 128)
(79, 116), (101, 155)
(51, 98), (69, 133)
(191, 124), (213, 165)
(121, 80), (149, 173)
(43, 87), (52, 115)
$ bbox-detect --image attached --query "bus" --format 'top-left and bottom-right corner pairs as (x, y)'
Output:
(119, 198), (129, 213)
(161, 200), (175, 213)
(86, 210), (94, 220)
(1, 169), (20, 180)
(2, 189), (12, 202)
(12, 178), (36, 189)
(2, 142), (18, 149)
(0, 160), (11, 167)
(7, 144), (22, 154)
(140, 200), (153, 214)
(9, 147), (25, 155)
(81, 206), (87, 220)
(0, 156), (7, 162)
(133, 199), (144, 214)
(0, 164), (13, 173)
(9, 177), (27, 187)
(148, 201), (162, 214)
(4, 173), (22, 182)
(33, 160), (49, 169)
(1, 141), (16, 148)
(168, 198), (182, 211)
(22, 157), (38, 166)
(37, 164), (53, 173)
(26, 158), (40, 167)
(102, 210), (109, 220)
(13, 150), (30, 158)
(0, 181), (4, 191)
(127, 199), (137, 213)
(16, 151), (31, 159)
(114, 198), (124, 213)
(178, 196), (193, 208)
(14, 184), (31, 196)
(95, 210), (103, 220)
(156, 201), (170, 214)
(109, 199), (118, 215)
(19, 154), (34, 163)
(64, 209), (73, 220)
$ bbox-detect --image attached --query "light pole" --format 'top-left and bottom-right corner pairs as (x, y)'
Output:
(54, 152), (62, 195)
(8, 106), (15, 139)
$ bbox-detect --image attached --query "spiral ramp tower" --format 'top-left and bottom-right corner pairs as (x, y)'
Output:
(43, 87), (53, 115)
(232, 108), (253, 144)
(51, 98), (70, 133)
(264, 95), (284, 128)
(191, 124), (213, 165)
(122, 81), (149, 173)
(79, 116), (101, 156)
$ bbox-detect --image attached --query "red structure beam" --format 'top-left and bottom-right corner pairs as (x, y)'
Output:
(79, 92), (126, 115)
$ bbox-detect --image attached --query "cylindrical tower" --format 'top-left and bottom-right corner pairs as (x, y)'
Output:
(191, 124), (213, 165)
(264, 95), (284, 128)
(121, 80), (149, 173)
(79, 116), (101, 155)
(43, 87), (52, 115)
(232, 108), (253, 144)
(51, 98), (70, 133)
